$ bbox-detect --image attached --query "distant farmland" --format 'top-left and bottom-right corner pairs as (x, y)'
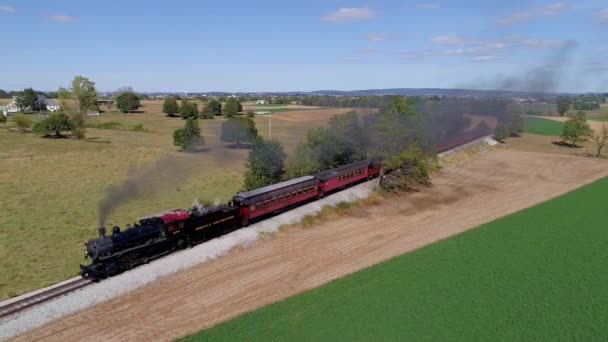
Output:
(184, 177), (608, 341)
(523, 116), (564, 136)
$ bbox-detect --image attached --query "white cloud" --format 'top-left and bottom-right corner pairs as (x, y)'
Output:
(496, 12), (533, 25)
(356, 47), (377, 54)
(339, 57), (361, 62)
(431, 35), (507, 53)
(597, 8), (608, 24)
(0, 5), (15, 13)
(472, 55), (496, 61)
(392, 50), (434, 60)
(415, 3), (441, 10)
(48, 14), (76, 23)
(521, 38), (577, 48)
(497, 2), (569, 25)
(366, 33), (387, 42)
(322, 7), (375, 22)
(431, 35), (466, 45)
(537, 2), (569, 16)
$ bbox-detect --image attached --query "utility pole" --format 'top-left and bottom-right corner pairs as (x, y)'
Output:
(268, 111), (272, 140)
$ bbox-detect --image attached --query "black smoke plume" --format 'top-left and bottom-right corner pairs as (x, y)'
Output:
(97, 138), (210, 227)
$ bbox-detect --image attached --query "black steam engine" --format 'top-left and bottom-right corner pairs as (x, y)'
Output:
(81, 205), (239, 278)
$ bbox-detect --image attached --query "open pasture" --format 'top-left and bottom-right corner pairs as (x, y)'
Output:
(0, 102), (351, 299)
(184, 175), (608, 341)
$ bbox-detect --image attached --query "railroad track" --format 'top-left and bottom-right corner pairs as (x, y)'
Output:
(0, 278), (92, 319)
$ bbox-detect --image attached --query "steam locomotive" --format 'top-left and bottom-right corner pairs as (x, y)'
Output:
(80, 159), (382, 279)
(80, 126), (492, 279)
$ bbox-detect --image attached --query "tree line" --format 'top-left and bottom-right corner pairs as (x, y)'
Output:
(163, 97), (243, 119)
(239, 97), (497, 192)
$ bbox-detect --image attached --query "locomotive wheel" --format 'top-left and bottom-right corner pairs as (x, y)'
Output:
(317, 191), (325, 199)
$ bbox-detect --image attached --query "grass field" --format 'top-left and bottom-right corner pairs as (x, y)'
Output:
(523, 116), (564, 136)
(518, 102), (608, 119)
(0, 101), (342, 299)
(183, 176), (608, 341)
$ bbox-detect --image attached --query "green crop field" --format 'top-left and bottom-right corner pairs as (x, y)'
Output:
(523, 116), (564, 136)
(184, 177), (608, 341)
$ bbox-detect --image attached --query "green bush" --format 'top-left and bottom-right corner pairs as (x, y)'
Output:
(33, 113), (72, 138)
(174, 117), (203, 150)
(493, 124), (509, 142)
(380, 144), (438, 192)
(11, 114), (32, 133)
(130, 123), (146, 132)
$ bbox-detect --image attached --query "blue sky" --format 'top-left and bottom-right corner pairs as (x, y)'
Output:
(1, 1), (607, 92)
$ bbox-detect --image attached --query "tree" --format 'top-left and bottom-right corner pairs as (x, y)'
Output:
(220, 117), (258, 148)
(163, 98), (180, 117)
(179, 99), (198, 119)
(16, 88), (39, 112)
(205, 99), (222, 116)
(286, 111), (368, 176)
(369, 110), (417, 158)
(508, 112), (524, 136)
(11, 114), (32, 133)
(561, 111), (592, 147)
(69, 76), (98, 113)
(116, 92), (141, 113)
(243, 139), (287, 190)
(247, 111), (255, 118)
(556, 97), (571, 117)
(493, 124), (509, 142)
(285, 143), (320, 178)
(379, 144), (438, 191)
(591, 123), (608, 158)
(223, 99), (239, 118)
(33, 113), (73, 138)
(70, 112), (86, 139)
(173, 117), (203, 150)
(389, 96), (413, 117)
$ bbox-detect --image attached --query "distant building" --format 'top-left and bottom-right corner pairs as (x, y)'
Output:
(44, 98), (61, 112)
(256, 100), (267, 105)
(4, 95), (61, 114)
(5, 96), (20, 114)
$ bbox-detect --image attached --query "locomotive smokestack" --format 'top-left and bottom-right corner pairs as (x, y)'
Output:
(98, 227), (106, 238)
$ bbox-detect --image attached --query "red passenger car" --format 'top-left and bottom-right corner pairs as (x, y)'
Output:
(315, 159), (381, 196)
(232, 176), (319, 226)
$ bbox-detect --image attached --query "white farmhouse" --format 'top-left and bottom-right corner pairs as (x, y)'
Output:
(5, 96), (20, 114)
(44, 99), (61, 112)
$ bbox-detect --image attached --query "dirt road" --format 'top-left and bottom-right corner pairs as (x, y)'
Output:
(14, 149), (608, 342)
